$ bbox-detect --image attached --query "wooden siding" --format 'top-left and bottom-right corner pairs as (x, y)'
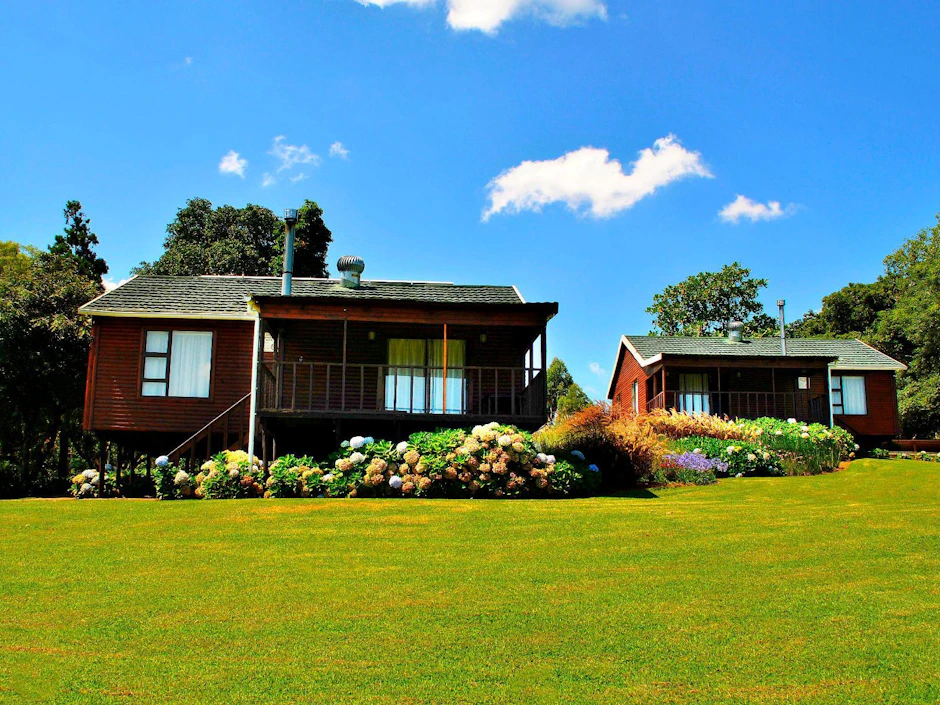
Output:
(834, 370), (899, 437)
(84, 317), (254, 434)
(610, 343), (650, 413)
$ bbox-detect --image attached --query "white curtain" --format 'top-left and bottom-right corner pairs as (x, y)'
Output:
(841, 376), (867, 415)
(428, 339), (466, 414)
(679, 373), (710, 414)
(386, 339), (427, 412)
(169, 332), (213, 398)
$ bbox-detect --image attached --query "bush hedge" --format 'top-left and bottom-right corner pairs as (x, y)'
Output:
(152, 423), (602, 501)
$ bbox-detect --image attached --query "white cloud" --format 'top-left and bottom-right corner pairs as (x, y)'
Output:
(719, 195), (791, 224)
(355, 0), (606, 33)
(483, 135), (711, 221)
(218, 150), (247, 178)
(448, 0), (606, 33)
(289, 172), (308, 183)
(184, 56), (193, 66)
(261, 173), (276, 188)
(329, 141), (350, 159)
(103, 277), (129, 291)
(589, 362), (605, 377)
(269, 136), (321, 172)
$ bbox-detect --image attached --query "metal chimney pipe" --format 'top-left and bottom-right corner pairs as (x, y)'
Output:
(777, 299), (787, 355)
(282, 208), (298, 296)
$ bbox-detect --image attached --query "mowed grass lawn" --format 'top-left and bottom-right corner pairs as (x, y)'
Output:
(2, 460), (939, 704)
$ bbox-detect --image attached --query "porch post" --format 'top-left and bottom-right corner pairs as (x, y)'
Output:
(341, 317), (348, 411)
(247, 305), (262, 464)
(442, 323), (448, 414)
(827, 364), (835, 428)
(540, 326), (548, 418)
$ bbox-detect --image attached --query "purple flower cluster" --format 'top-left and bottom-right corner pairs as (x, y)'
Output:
(663, 452), (729, 474)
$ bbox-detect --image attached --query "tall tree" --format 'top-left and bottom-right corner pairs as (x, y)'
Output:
(557, 382), (591, 418)
(646, 262), (771, 336)
(136, 198), (332, 277)
(0, 204), (106, 494)
(547, 358), (575, 415)
(48, 200), (109, 281)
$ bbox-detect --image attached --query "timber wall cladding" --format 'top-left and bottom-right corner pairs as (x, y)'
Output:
(834, 370), (899, 436)
(86, 317), (254, 433)
(611, 344), (650, 411)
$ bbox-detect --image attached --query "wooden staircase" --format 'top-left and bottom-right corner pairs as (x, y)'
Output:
(168, 393), (252, 465)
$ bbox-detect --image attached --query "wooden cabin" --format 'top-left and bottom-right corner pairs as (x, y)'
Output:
(79, 259), (557, 463)
(606, 330), (907, 446)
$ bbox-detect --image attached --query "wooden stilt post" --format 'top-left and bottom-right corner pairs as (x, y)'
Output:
(97, 442), (106, 498)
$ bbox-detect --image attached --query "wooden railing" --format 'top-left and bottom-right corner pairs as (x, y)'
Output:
(168, 393), (251, 465)
(260, 362), (546, 418)
(647, 390), (828, 424)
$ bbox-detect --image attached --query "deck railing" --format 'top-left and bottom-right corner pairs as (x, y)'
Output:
(646, 390), (828, 424)
(260, 362), (546, 418)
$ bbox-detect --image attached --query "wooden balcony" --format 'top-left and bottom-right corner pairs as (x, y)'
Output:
(259, 362), (546, 422)
(647, 390), (829, 424)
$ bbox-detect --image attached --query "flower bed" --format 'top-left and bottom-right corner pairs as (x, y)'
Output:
(151, 424), (601, 500)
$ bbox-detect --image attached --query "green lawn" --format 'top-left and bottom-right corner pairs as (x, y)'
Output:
(2, 460), (939, 704)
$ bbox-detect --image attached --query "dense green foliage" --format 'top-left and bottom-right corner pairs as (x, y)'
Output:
(2, 460), (938, 704)
(788, 213), (940, 437)
(646, 261), (777, 336)
(546, 357), (591, 417)
(0, 203), (105, 496)
(151, 425), (602, 500)
(134, 197), (332, 277)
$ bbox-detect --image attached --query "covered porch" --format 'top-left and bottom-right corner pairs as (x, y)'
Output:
(644, 357), (834, 425)
(252, 296), (556, 431)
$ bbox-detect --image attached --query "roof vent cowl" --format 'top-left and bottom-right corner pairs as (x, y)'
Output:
(727, 321), (745, 344)
(337, 255), (365, 289)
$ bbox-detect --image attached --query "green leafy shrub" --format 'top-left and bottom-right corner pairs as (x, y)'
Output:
(868, 448), (891, 459)
(264, 454), (318, 498)
(738, 417), (855, 474)
(671, 436), (784, 476)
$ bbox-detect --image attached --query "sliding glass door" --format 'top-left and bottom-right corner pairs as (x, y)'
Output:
(386, 338), (466, 413)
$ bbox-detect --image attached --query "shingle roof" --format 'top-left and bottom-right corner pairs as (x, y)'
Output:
(79, 275), (528, 317)
(622, 335), (906, 370)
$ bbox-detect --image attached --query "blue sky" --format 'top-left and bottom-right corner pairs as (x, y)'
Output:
(2, 1), (939, 396)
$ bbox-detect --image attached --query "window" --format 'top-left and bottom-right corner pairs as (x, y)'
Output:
(678, 373), (710, 414)
(831, 374), (867, 415)
(141, 330), (213, 398)
(797, 376), (810, 390)
(385, 338), (466, 414)
(632, 380), (639, 414)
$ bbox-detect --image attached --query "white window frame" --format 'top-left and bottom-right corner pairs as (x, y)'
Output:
(141, 330), (214, 399)
(632, 380), (639, 414)
(831, 374), (867, 416)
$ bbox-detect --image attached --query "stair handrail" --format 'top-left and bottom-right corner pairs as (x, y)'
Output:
(167, 393), (252, 463)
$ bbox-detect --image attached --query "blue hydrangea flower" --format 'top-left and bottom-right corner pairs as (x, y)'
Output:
(571, 450), (585, 461)
(341, 440), (350, 448)
(363, 436), (375, 445)
(589, 464), (600, 472)
(155, 455), (170, 468)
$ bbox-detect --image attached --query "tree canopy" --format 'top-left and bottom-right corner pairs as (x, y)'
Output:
(134, 198), (332, 277)
(546, 357), (591, 418)
(0, 203), (106, 495)
(646, 262), (775, 336)
(788, 213), (940, 437)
